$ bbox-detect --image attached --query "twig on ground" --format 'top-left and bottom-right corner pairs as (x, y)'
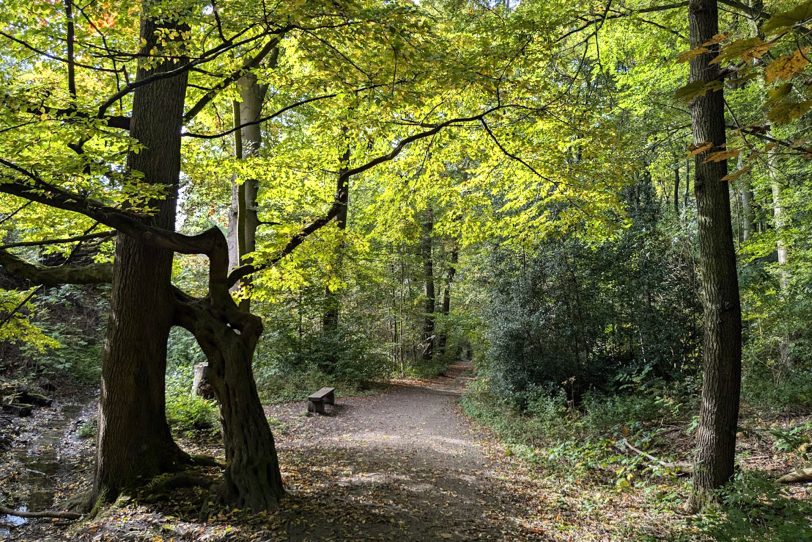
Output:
(0, 506), (82, 520)
(617, 438), (693, 475)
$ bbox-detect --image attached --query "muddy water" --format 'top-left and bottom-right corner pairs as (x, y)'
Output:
(0, 403), (86, 537)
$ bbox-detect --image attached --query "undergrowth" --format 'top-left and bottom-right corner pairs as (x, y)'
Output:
(461, 378), (812, 541)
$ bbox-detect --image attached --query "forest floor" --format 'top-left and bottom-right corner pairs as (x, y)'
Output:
(0, 363), (809, 541)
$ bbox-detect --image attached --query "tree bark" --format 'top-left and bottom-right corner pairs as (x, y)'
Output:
(172, 228), (284, 511)
(227, 100), (243, 271)
(674, 166), (681, 215)
(420, 209), (436, 362)
(687, 0), (743, 512)
(436, 244), (458, 358)
(94, 6), (189, 500)
(174, 290), (284, 511)
(322, 145), (351, 362)
(236, 74), (266, 311)
(739, 179), (755, 242)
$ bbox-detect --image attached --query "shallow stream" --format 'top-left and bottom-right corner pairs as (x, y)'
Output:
(0, 402), (86, 538)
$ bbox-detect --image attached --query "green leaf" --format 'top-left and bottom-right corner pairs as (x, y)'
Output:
(674, 80), (723, 102)
(762, 1), (812, 34)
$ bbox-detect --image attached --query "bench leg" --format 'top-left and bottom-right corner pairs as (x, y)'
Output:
(308, 400), (326, 415)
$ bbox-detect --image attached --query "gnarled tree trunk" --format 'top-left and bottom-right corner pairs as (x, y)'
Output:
(173, 233), (284, 511)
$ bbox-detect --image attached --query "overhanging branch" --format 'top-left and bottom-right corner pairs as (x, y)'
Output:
(0, 249), (112, 285)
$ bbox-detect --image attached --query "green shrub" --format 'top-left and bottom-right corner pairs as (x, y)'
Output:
(692, 471), (812, 542)
(164, 340), (218, 437)
(166, 392), (218, 437)
(77, 418), (97, 439)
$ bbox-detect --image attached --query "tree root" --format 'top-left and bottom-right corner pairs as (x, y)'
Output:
(617, 438), (693, 475)
(0, 506), (81, 520)
(188, 454), (224, 468)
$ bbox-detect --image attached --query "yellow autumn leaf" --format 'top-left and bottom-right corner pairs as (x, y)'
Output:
(765, 48), (811, 83)
(722, 165), (751, 181)
(688, 142), (714, 156)
(703, 148), (740, 163)
(677, 46), (709, 63)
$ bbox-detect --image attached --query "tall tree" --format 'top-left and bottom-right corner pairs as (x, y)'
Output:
(94, 5), (191, 499)
(420, 208), (436, 362)
(686, 0), (743, 511)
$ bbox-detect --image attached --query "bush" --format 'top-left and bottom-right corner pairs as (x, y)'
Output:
(692, 471), (812, 542)
(165, 331), (218, 436)
(480, 178), (701, 405)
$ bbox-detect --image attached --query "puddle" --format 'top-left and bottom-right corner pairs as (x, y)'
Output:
(0, 403), (85, 533)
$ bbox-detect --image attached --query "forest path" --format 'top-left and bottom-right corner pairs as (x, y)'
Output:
(262, 361), (549, 541)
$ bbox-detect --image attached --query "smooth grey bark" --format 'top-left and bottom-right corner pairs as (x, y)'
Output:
(687, 0), (743, 511)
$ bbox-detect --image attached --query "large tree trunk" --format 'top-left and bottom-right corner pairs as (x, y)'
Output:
(177, 297), (284, 510)
(420, 209), (436, 362)
(173, 230), (284, 511)
(94, 8), (189, 500)
(687, 0), (743, 511)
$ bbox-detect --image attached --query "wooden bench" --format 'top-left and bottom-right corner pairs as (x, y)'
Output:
(307, 387), (335, 415)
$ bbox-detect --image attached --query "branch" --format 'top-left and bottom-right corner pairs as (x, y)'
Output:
(0, 506), (81, 520)
(727, 124), (812, 155)
(183, 80), (411, 139)
(617, 438), (692, 474)
(1, 93), (130, 130)
(226, 106), (504, 286)
(183, 36), (281, 122)
(0, 159), (220, 258)
(557, 2), (689, 43)
(226, 201), (343, 287)
(0, 231), (115, 250)
(97, 25), (292, 118)
(0, 249), (112, 285)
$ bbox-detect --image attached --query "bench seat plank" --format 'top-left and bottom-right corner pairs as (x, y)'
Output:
(307, 387), (335, 414)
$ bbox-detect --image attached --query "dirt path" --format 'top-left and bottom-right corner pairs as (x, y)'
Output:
(258, 362), (549, 540)
(3, 365), (554, 541)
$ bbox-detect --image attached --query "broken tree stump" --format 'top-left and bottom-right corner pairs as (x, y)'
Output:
(192, 362), (215, 400)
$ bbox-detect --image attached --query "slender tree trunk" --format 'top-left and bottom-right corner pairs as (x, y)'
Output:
(227, 101), (243, 271)
(420, 209), (436, 362)
(436, 244), (458, 358)
(94, 8), (189, 500)
(674, 166), (681, 215)
(230, 72), (269, 311)
(740, 180), (755, 242)
(322, 145), (351, 354)
(687, 0), (743, 511)
(685, 158), (691, 209)
(769, 149), (788, 286)
(768, 148), (792, 369)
